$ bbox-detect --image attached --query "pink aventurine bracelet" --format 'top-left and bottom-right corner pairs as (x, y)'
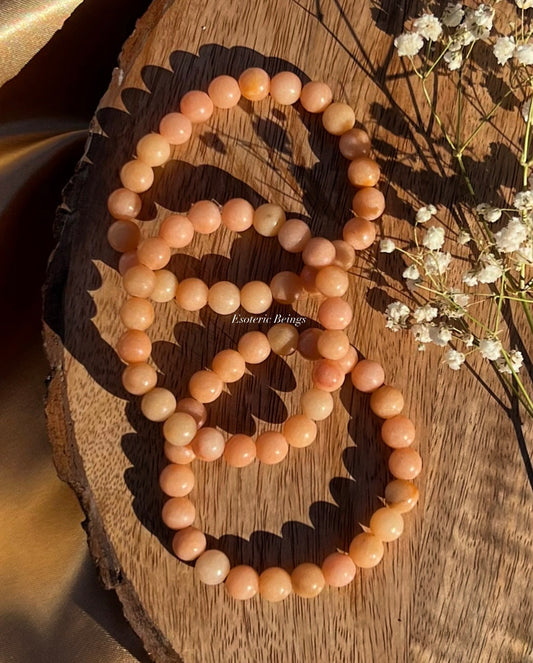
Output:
(106, 67), (422, 602)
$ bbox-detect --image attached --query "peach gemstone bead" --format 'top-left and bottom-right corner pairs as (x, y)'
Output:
(123, 264), (156, 298)
(189, 370), (223, 403)
(321, 553), (356, 587)
(258, 567), (292, 602)
(349, 532), (385, 568)
(385, 479), (420, 513)
(107, 187), (142, 220)
(188, 200), (222, 234)
(301, 388), (334, 421)
(107, 221), (140, 253)
(240, 281), (273, 314)
(318, 297), (353, 330)
(255, 431), (289, 465)
(212, 349), (246, 383)
(336, 345), (359, 374)
(389, 448), (422, 480)
(172, 527), (206, 561)
(137, 237), (171, 270)
(224, 434), (256, 467)
(267, 323), (299, 356)
(164, 441), (196, 465)
(348, 157), (381, 187)
(121, 363), (157, 395)
(159, 464), (195, 497)
(332, 239), (356, 270)
(180, 90), (214, 123)
(161, 496), (195, 530)
(136, 133), (171, 167)
(163, 412), (198, 446)
(118, 251), (140, 275)
(297, 328), (322, 360)
(176, 278), (208, 311)
(343, 217), (376, 250)
(221, 198), (254, 231)
(208, 75), (241, 108)
(370, 385), (404, 419)
(176, 397), (207, 427)
(253, 203), (286, 237)
(117, 329), (151, 363)
(159, 214), (194, 248)
(315, 265), (349, 297)
(300, 265), (320, 294)
(351, 359), (385, 393)
(270, 271), (304, 304)
(237, 331), (271, 364)
(159, 112), (193, 145)
(208, 281), (240, 315)
(283, 414), (317, 448)
(322, 102), (356, 136)
(291, 563), (326, 598)
(195, 550), (230, 585)
(151, 269), (178, 303)
(312, 359), (345, 392)
(277, 218), (311, 253)
(270, 71), (302, 105)
(302, 237), (336, 268)
(120, 160), (154, 193)
(225, 565), (259, 600)
(381, 415), (416, 448)
(141, 388), (176, 422)
(370, 507), (404, 542)
(238, 67), (270, 101)
(352, 188), (386, 221)
(317, 330), (350, 360)
(339, 128), (371, 160)
(192, 427), (225, 461)
(119, 297), (154, 330)
(300, 81), (333, 113)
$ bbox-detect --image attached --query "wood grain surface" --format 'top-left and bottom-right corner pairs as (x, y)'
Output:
(43, 0), (533, 661)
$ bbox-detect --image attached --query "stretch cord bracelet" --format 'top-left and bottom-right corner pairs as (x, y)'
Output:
(106, 68), (422, 602)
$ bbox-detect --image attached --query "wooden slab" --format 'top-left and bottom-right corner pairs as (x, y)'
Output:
(44, 1), (533, 661)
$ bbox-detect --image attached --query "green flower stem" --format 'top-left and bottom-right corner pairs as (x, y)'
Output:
(499, 349), (533, 417)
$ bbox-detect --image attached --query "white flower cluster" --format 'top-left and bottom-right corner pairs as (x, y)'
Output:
(493, 36), (533, 67)
(394, 13), (442, 57)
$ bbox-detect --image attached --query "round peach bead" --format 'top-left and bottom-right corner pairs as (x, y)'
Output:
(381, 415), (416, 448)
(224, 434), (256, 467)
(191, 427), (225, 461)
(212, 349), (246, 383)
(137, 237), (171, 270)
(159, 464), (195, 497)
(208, 75), (241, 108)
(352, 188), (385, 221)
(267, 323), (299, 356)
(208, 281), (240, 315)
(336, 345), (359, 374)
(297, 328), (322, 360)
(164, 441), (196, 465)
(315, 265), (349, 298)
(312, 359), (345, 392)
(141, 388), (176, 422)
(321, 552), (356, 587)
(107, 221), (140, 252)
(136, 133), (171, 167)
(161, 496), (195, 530)
(188, 200), (221, 234)
(255, 432), (289, 464)
(253, 203), (286, 236)
(180, 90), (214, 123)
(225, 565), (259, 600)
(188, 371), (223, 403)
(107, 187), (142, 220)
(221, 198), (254, 231)
(119, 297), (154, 330)
(270, 271), (304, 304)
(339, 128), (371, 160)
(120, 160), (154, 193)
(300, 81), (333, 113)
(277, 218), (311, 253)
(240, 281), (272, 314)
(351, 359), (385, 393)
(322, 102), (355, 136)
(388, 448), (422, 480)
(349, 532), (384, 568)
(123, 264), (156, 298)
(118, 251), (140, 276)
(343, 217), (376, 251)
(291, 563), (325, 598)
(238, 67), (270, 101)
(163, 412), (198, 447)
(300, 388), (334, 421)
(159, 112), (192, 145)
(270, 71), (302, 105)
(302, 237), (336, 268)
(317, 330), (350, 360)
(370, 385), (404, 419)
(121, 363), (157, 395)
(237, 331), (271, 364)
(116, 329), (151, 363)
(176, 398), (207, 427)
(176, 278), (208, 311)
(369, 507), (404, 542)
(348, 157), (380, 187)
(283, 414), (317, 448)
(195, 550), (230, 585)
(159, 214), (194, 248)
(258, 567), (292, 602)
(300, 265), (320, 294)
(151, 269), (178, 303)
(317, 297), (353, 330)
(385, 479), (419, 513)
(172, 527), (206, 561)
(332, 240), (356, 270)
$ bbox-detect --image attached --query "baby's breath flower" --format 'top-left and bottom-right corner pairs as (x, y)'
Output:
(463, 333), (475, 347)
(444, 49), (463, 70)
(394, 32), (424, 57)
(450, 291), (470, 308)
(516, 0), (533, 8)
(477, 254), (504, 284)
(444, 348), (465, 370)
(424, 250), (452, 275)
(479, 338), (502, 361)
(402, 264), (420, 280)
(442, 3), (464, 27)
(385, 301), (410, 331)
(515, 44), (533, 66)
(413, 304), (438, 323)
(422, 226), (445, 250)
(457, 230), (471, 245)
(513, 190), (533, 210)
(495, 349), (524, 374)
(411, 323), (433, 344)
(522, 99), (532, 123)
(462, 270), (478, 287)
(380, 238), (396, 253)
(493, 217), (528, 253)
(429, 325), (452, 346)
(415, 204), (437, 223)
(476, 203), (501, 223)
(465, 4), (494, 32)
(493, 36), (515, 66)
(413, 14), (443, 41)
